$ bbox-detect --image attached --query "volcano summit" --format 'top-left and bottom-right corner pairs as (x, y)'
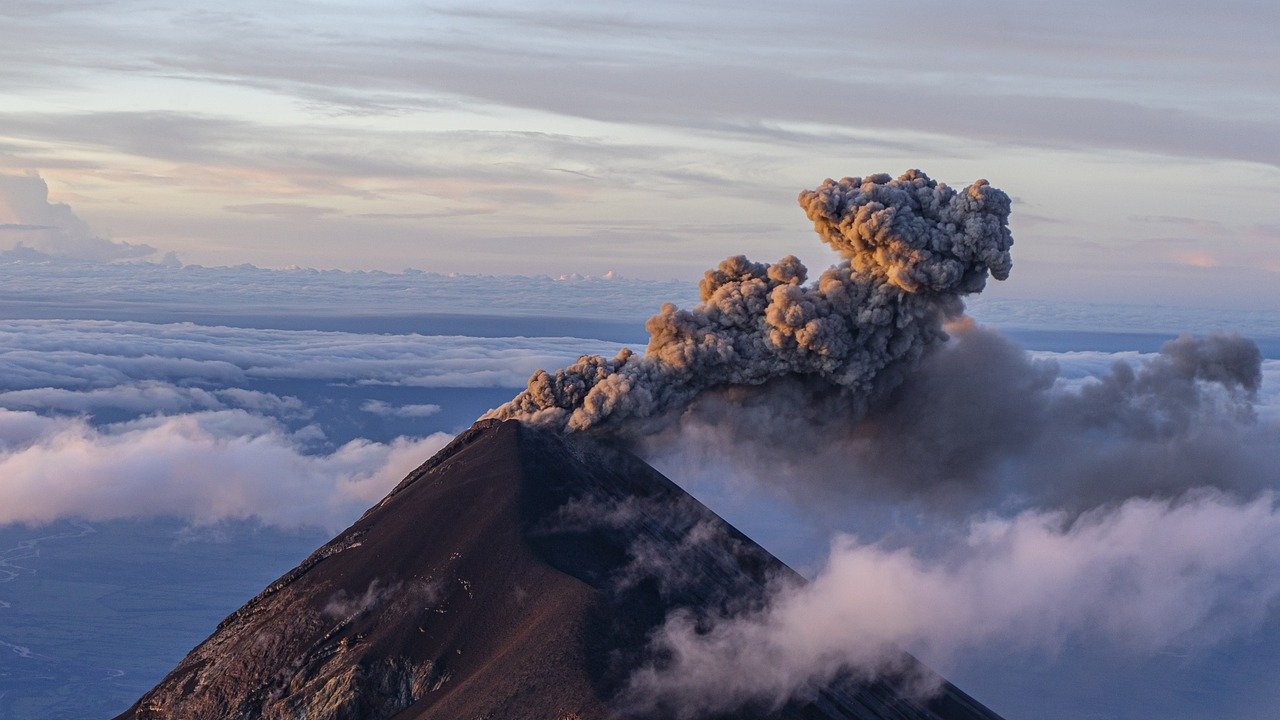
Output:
(117, 171), (1016, 719)
(115, 419), (1005, 720)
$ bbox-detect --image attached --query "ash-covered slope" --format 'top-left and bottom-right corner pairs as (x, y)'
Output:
(115, 419), (1004, 720)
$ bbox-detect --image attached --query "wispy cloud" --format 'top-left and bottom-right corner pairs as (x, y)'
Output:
(2, 2), (1273, 165)
(0, 1), (1275, 295)
(360, 400), (441, 418)
(223, 202), (340, 218)
(0, 261), (694, 324)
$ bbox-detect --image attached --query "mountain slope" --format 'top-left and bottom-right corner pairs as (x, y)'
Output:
(114, 419), (1005, 720)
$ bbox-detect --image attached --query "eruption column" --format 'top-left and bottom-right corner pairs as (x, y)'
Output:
(486, 170), (1014, 435)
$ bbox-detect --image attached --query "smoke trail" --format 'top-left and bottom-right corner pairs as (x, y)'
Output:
(486, 170), (1013, 434)
(644, 321), (1271, 516)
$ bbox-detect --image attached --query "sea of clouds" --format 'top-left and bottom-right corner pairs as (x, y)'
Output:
(1, 255), (1278, 720)
(0, 319), (620, 530)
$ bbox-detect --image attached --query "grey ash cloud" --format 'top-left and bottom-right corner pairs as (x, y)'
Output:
(678, 322), (1271, 510)
(488, 170), (1013, 433)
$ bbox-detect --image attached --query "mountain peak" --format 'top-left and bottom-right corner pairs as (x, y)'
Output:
(115, 419), (1004, 720)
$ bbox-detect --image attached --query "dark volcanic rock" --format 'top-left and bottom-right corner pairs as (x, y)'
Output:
(114, 419), (1005, 720)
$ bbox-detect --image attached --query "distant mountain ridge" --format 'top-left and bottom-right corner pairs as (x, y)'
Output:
(114, 419), (1005, 720)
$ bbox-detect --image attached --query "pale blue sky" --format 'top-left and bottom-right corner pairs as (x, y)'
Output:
(0, 1), (1276, 309)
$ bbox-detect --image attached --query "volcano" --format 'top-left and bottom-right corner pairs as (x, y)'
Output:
(114, 419), (1006, 720)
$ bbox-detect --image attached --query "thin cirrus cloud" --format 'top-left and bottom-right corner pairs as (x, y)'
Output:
(360, 400), (442, 418)
(2, 1), (1271, 165)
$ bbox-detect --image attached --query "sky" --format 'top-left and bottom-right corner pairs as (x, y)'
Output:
(0, 1), (1277, 310)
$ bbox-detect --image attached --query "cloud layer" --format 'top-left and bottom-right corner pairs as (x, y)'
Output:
(0, 254), (693, 325)
(0, 319), (621, 394)
(0, 317), (621, 529)
(624, 490), (1280, 717)
(2, 2), (1278, 312)
(0, 408), (449, 530)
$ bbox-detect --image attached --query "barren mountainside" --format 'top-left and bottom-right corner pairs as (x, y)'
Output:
(114, 419), (1005, 720)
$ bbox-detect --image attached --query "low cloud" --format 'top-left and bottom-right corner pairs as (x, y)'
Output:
(360, 400), (441, 418)
(0, 380), (303, 417)
(623, 490), (1280, 718)
(0, 319), (622, 392)
(0, 408), (450, 530)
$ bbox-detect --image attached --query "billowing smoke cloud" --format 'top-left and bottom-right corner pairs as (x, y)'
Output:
(487, 171), (1013, 434)
(0, 408), (450, 529)
(649, 321), (1272, 515)
(0, 173), (155, 261)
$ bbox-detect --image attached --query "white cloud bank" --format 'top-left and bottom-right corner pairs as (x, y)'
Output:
(0, 408), (449, 530)
(0, 380), (303, 416)
(0, 319), (622, 392)
(625, 490), (1280, 718)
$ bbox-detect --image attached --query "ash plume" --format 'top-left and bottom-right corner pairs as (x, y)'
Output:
(483, 168), (1276, 718)
(485, 170), (1013, 434)
(647, 321), (1271, 515)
